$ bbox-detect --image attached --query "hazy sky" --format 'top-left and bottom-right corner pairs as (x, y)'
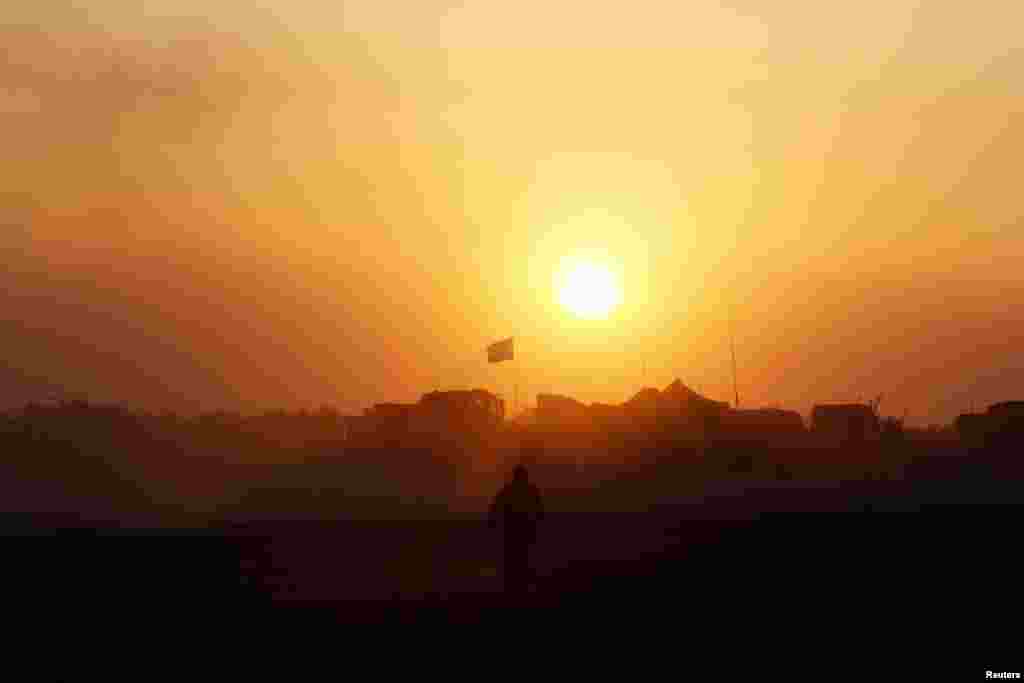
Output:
(2, 1), (1022, 423)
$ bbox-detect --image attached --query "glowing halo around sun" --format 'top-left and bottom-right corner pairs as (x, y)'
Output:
(557, 259), (622, 319)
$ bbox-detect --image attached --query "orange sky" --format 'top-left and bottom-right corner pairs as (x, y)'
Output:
(2, 1), (1022, 424)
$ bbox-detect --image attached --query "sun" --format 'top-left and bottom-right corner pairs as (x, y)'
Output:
(557, 259), (622, 319)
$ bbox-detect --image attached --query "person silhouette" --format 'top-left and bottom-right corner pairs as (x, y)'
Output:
(488, 462), (545, 595)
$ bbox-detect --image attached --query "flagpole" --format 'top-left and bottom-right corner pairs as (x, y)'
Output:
(514, 350), (518, 422)
(487, 336), (516, 422)
(515, 335), (522, 423)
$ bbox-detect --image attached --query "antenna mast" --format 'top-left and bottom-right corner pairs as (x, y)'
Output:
(729, 304), (740, 409)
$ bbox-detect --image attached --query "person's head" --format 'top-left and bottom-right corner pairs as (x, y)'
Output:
(512, 464), (528, 482)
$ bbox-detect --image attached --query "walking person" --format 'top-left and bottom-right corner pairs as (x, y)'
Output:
(488, 462), (544, 596)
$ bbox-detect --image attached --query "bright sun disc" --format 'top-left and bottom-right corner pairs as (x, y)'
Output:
(558, 260), (622, 319)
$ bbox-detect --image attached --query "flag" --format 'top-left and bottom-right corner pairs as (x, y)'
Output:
(487, 337), (514, 363)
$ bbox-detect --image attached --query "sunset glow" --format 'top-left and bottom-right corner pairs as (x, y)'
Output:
(1, 1), (1021, 425)
(557, 259), (622, 319)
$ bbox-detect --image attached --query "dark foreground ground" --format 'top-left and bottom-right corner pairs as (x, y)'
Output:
(8, 467), (1021, 639)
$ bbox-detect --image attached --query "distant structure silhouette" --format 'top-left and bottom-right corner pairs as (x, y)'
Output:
(345, 388), (504, 447)
(536, 393), (590, 429)
(811, 404), (880, 446)
(955, 412), (987, 450)
(488, 458), (545, 595)
(720, 408), (805, 444)
(534, 380), (731, 445)
(981, 401), (1024, 454)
